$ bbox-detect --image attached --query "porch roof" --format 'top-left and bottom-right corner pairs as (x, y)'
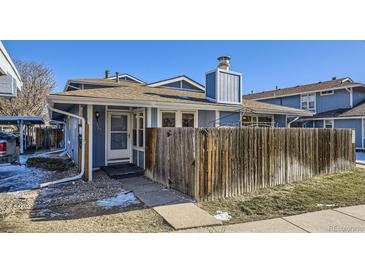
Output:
(48, 86), (313, 116)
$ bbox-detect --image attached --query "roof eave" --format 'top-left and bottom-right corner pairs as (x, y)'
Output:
(245, 83), (365, 101)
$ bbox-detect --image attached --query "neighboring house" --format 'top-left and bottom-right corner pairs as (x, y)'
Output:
(0, 41), (22, 97)
(243, 77), (365, 149)
(48, 56), (312, 181)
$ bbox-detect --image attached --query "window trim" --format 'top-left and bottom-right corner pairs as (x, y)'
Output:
(158, 110), (198, 128)
(300, 93), (316, 112)
(324, 119), (334, 129)
(181, 111), (197, 128)
(132, 111), (145, 151)
(160, 111), (177, 128)
(241, 114), (274, 127)
(320, 90), (334, 96)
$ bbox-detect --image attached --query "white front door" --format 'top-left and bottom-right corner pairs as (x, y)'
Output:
(107, 112), (130, 162)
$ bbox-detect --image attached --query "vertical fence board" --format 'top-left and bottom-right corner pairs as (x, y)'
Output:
(145, 127), (355, 202)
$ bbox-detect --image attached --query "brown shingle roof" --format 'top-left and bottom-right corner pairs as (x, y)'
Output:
(50, 85), (312, 116)
(339, 103), (365, 117)
(243, 77), (362, 100)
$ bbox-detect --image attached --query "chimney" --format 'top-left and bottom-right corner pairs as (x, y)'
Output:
(105, 70), (110, 79)
(217, 56), (231, 70)
(115, 72), (119, 83)
(332, 76), (337, 80)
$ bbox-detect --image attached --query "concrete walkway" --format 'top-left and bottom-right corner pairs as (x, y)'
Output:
(178, 205), (365, 233)
(118, 176), (221, 229)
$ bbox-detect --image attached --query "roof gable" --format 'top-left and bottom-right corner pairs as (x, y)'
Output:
(108, 73), (145, 84)
(147, 75), (205, 92)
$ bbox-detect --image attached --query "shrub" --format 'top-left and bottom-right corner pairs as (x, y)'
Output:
(26, 157), (72, 171)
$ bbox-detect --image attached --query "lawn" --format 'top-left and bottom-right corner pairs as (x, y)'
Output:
(200, 167), (365, 225)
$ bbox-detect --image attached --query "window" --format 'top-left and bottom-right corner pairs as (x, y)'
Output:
(258, 116), (273, 127)
(161, 112), (176, 127)
(301, 93), (316, 112)
(182, 113), (195, 127)
(241, 115), (252, 127)
(320, 90), (334, 96)
(133, 112), (144, 148)
(324, 120), (333, 129)
(241, 115), (272, 127)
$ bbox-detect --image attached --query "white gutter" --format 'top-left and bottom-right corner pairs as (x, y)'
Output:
(40, 105), (86, 188)
(288, 116), (300, 128)
(48, 94), (312, 116)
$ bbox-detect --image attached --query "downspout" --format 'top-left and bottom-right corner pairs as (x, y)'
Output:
(40, 105), (86, 188)
(288, 116), (300, 128)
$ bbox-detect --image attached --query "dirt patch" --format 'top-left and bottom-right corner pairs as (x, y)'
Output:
(200, 168), (365, 225)
(0, 170), (172, 232)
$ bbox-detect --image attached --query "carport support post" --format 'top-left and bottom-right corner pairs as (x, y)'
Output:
(19, 119), (24, 154)
(87, 104), (93, 182)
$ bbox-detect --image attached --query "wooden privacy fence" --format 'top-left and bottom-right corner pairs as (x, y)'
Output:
(145, 128), (355, 202)
(35, 127), (64, 150)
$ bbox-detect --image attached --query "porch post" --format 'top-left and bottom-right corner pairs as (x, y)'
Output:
(215, 110), (220, 127)
(147, 107), (152, 128)
(87, 104), (93, 181)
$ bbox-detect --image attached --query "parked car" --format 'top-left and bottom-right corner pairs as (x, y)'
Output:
(0, 131), (19, 164)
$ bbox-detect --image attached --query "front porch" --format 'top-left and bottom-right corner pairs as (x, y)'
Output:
(101, 163), (144, 179)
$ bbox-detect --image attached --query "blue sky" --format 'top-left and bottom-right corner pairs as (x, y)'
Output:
(3, 40), (365, 94)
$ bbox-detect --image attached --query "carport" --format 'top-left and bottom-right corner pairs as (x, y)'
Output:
(0, 116), (44, 154)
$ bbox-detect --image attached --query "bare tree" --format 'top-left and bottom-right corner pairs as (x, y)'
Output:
(0, 60), (56, 118)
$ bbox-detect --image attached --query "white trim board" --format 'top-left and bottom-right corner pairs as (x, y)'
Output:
(48, 95), (310, 116)
(300, 116), (365, 121)
(148, 75), (205, 91)
(108, 73), (145, 84)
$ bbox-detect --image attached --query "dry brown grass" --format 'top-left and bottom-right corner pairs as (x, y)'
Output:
(200, 168), (365, 224)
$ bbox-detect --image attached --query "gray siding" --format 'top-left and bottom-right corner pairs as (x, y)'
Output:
(274, 114), (287, 127)
(217, 70), (241, 103)
(314, 120), (323, 128)
(261, 95), (301, 109)
(181, 80), (200, 91)
(301, 120), (314, 128)
(162, 81), (181, 89)
(206, 71), (216, 100)
(316, 89), (351, 113)
(353, 87), (365, 106)
(151, 108), (158, 127)
(138, 151), (145, 168)
(334, 119), (362, 148)
(219, 111), (240, 127)
(198, 110), (216, 127)
(92, 105), (106, 168)
(133, 149), (138, 165)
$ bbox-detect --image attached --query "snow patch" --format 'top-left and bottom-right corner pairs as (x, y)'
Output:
(214, 211), (232, 221)
(97, 191), (140, 209)
(317, 203), (335, 207)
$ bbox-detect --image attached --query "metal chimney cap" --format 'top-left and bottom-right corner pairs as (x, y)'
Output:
(217, 56), (231, 70)
(217, 56), (231, 61)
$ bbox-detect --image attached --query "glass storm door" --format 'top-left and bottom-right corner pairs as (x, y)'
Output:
(108, 113), (130, 161)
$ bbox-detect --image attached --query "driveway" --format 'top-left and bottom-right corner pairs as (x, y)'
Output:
(179, 205), (365, 233)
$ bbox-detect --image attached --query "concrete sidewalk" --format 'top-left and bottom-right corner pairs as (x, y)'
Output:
(178, 205), (365, 233)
